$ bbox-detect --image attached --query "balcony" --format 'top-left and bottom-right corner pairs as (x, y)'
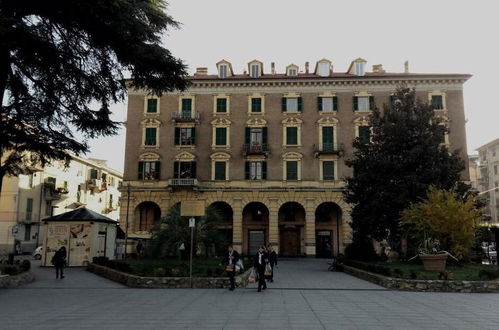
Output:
(313, 143), (344, 157)
(43, 184), (68, 201)
(169, 178), (198, 187)
(172, 112), (200, 122)
(243, 143), (270, 156)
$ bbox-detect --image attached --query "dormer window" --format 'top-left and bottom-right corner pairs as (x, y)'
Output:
(251, 64), (260, 78)
(288, 68), (297, 76)
(355, 62), (365, 76)
(286, 65), (299, 76)
(318, 62), (330, 77)
(219, 64), (227, 79)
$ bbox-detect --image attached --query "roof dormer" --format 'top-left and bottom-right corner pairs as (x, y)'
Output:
(286, 64), (299, 77)
(248, 60), (263, 78)
(314, 59), (332, 77)
(216, 60), (233, 79)
(348, 58), (367, 76)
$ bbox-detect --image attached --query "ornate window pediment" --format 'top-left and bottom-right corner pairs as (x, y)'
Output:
(211, 118), (232, 126)
(174, 151), (196, 161)
(353, 116), (370, 126)
(246, 117), (267, 127)
(317, 117), (339, 125)
(281, 117), (303, 125)
(210, 152), (231, 160)
(139, 152), (160, 161)
(282, 152), (303, 160)
(140, 118), (162, 126)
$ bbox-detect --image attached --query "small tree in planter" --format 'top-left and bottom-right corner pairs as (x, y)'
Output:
(401, 186), (481, 271)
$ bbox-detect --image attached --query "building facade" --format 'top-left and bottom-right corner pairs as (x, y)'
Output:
(477, 138), (499, 223)
(122, 58), (470, 257)
(0, 157), (122, 254)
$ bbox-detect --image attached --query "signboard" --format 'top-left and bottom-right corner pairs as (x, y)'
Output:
(47, 224), (70, 239)
(180, 201), (205, 217)
(189, 217), (196, 228)
(317, 231), (331, 236)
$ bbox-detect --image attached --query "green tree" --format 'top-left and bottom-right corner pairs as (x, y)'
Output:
(0, 0), (188, 193)
(344, 87), (465, 252)
(148, 204), (229, 259)
(401, 186), (480, 260)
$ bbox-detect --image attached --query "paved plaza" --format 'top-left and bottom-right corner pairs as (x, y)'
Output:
(1, 259), (499, 329)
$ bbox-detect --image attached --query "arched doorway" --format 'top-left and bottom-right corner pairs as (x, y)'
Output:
(315, 202), (342, 258)
(278, 202), (305, 257)
(209, 201), (233, 255)
(134, 202), (161, 233)
(242, 202), (269, 255)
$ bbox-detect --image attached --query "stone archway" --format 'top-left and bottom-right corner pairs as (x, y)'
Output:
(133, 202), (161, 233)
(278, 202), (306, 257)
(315, 202), (342, 258)
(242, 202), (269, 255)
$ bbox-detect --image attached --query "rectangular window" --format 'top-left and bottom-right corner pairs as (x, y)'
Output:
(322, 126), (334, 151)
(181, 98), (192, 117)
(282, 97), (303, 112)
(45, 200), (52, 216)
(89, 169), (98, 179)
(355, 62), (365, 76)
(144, 127), (157, 146)
(24, 224), (31, 241)
(357, 97), (370, 111)
(173, 162), (197, 179)
(286, 127), (298, 145)
(318, 97), (338, 112)
(214, 161), (226, 180)
(215, 127), (227, 146)
(358, 126), (371, 144)
(138, 161), (160, 180)
(219, 65), (227, 78)
(251, 64), (260, 78)
(245, 162), (267, 180)
(251, 98), (262, 112)
(216, 98), (227, 113)
(322, 161), (335, 180)
(26, 198), (33, 221)
(432, 95), (443, 109)
(147, 98), (158, 113)
(318, 62), (330, 76)
(288, 68), (297, 76)
(286, 161), (298, 180)
(175, 127), (196, 146)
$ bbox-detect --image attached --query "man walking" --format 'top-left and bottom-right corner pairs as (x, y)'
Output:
(223, 245), (240, 291)
(254, 246), (268, 292)
(267, 244), (277, 282)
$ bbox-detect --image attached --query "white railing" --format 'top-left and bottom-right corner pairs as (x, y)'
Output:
(170, 178), (198, 186)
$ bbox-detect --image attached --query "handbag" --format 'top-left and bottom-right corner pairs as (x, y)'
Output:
(248, 267), (257, 283)
(225, 264), (234, 272)
(235, 260), (244, 273)
(264, 263), (272, 276)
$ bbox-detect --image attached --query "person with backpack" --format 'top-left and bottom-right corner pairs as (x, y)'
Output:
(51, 246), (67, 279)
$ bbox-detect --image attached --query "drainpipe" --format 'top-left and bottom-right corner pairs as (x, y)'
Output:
(336, 207), (340, 257)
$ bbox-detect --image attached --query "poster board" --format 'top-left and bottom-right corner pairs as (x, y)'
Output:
(44, 224), (69, 266)
(180, 201), (206, 217)
(68, 223), (91, 266)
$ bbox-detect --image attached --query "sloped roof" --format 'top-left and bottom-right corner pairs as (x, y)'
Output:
(43, 207), (116, 224)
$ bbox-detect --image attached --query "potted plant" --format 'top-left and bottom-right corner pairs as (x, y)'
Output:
(417, 234), (448, 272)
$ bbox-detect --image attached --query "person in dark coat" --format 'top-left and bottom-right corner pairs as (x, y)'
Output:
(51, 246), (67, 279)
(267, 244), (278, 282)
(222, 245), (240, 291)
(253, 246), (268, 292)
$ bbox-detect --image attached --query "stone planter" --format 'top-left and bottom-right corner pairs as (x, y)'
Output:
(419, 253), (448, 272)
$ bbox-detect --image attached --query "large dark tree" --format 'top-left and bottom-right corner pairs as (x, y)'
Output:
(0, 0), (188, 193)
(344, 87), (465, 251)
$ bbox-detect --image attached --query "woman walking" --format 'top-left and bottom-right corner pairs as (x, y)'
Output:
(267, 244), (277, 282)
(52, 246), (67, 279)
(254, 246), (268, 292)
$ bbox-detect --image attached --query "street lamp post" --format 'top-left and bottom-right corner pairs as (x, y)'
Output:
(124, 183), (131, 261)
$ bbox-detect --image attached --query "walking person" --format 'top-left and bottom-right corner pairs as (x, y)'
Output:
(267, 244), (278, 282)
(222, 245), (240, 291)
(51, 246), (67, 279)
(254, 246), (268, 292)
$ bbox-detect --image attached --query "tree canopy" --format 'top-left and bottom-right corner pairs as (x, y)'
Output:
(0, 0), (188, 192)
(344, 87), (465, 250)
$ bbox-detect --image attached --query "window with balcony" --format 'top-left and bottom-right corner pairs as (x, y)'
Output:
(322, 161), (335, 180)
(147, 98), (158, 113)
(216, 98), (227, 113)
(144, 127), (157, 146)
(353, 96), (374, 111)
(138, 161), (160, 180)
(251, 98), (262, 113)
(89, 169), (98, 179)
(317, 97), (338, 112)
(214, 161), (227, 180)
(245, 127), (268, 153)
(175, 127), (196, 146)
(286, 161), (298, 180)
(245, 161), (267, 180)
(432, 95), (444, 110)
(173, 161), (197, 179)
(282, 97), (303, 113)
(181, 98), (193, 118)
(322, 126), (334, 151)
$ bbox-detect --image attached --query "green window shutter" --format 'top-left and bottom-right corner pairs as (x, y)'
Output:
(173, 162), (179, 178)
(216, 98), (227, 113)
(317, 97), (323, 111)
(174, 128), (180, 145)
(138, 162), (144, 179)
(245, 162), (250, 180)
(359, 126), (371, 144)
(245, 127), (251, 144)
(191, 128), (196, 145)
(322, 126), (334, 145)
(147, 99), (158, 113)
(333, 96), (338, 111)
(215, 127), (227, 145)
(145, 127), (156, 145)
(262, 162), (267, 180)
(286, 161), (298, 180)
(191, 162), (197, 178)
(155, 161), (160, 179)
(214, 162), (226, 180)
(297, 97), (303, 112)
(262, 127), (268, 145)
(251, 98), (261, 112)
(322, 161), (334, 180)
(353, 96), (358, 111)
(369, 96), (375, 110)
(182, 99), (192, 112)
(286, 127), (298, 145)
(281, 97), (287, 112)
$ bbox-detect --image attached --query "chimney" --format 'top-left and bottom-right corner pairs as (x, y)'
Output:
(305, 62), (309, 74)
(372, 64), (385, 73)
(271, 62), (276, 75)
(404, 61), (409, 73)
(194, 67), (208, 76)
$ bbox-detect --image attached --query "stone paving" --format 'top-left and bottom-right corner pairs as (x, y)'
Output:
(1, 259), (499, 329)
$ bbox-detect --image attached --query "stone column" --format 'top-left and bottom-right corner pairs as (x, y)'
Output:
(232, 198), (243, 253)
(304, 198), (316, 257)
(341, 213), (353, 252)
(268, 197), (279, 254)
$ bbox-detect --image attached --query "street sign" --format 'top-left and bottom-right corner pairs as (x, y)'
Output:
(189, 217), (195, 228)
(180, 201), (205, 217)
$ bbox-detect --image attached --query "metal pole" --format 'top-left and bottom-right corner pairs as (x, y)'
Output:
(124, 183), (131, 261)
(189, 217), (194, 288)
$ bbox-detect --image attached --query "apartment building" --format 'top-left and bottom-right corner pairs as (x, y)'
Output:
(122, 58), (470, 257)
(0, 156), (122, 254)
(477, 138), (499, 223)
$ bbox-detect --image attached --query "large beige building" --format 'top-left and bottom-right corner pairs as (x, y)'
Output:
(122, 58), (470, 257)
(0, 156), (122, 254)
(477, 138), (499, 223)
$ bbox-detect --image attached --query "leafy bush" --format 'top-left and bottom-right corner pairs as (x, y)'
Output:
(2, 265), (21, 276)
(409, 270), (418, 279)
(478, 268), (499, 281)
(392, 268), (403, 278)
(20, 260), (31, 272)
(344, 237), (378, 262)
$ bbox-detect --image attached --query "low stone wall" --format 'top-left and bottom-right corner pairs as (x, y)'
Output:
(343, 265), (499, 293)
(0, 272), (35, 289)
(87, 263), (252, 289)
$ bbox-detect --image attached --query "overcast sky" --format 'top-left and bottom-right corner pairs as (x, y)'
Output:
(87, 0), (499, 172)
